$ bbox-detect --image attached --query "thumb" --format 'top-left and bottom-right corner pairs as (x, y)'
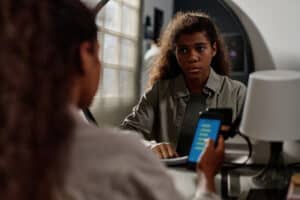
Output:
(205, 138), (214, 149)
(216, 135), (225, 153)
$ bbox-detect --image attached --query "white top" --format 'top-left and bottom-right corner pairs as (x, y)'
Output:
(60, 109), (220, 200)
(144, 43), (160, 61)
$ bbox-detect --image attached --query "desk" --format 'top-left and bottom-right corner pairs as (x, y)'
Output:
(167, 166), (222, 199)
(167, 165), (297, 200)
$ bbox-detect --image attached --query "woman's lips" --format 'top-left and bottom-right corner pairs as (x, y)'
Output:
(187, 68), (202, 73)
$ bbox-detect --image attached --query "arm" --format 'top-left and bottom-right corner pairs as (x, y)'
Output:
(121, 83), (178, 158)
(193, 136), (225, 200)
(118, 135), (184, 200)
(236, 82), (247, 119)
(121, 83), (159, 141)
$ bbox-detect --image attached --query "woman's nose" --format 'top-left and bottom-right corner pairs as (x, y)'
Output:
(187, 48), (200, 62)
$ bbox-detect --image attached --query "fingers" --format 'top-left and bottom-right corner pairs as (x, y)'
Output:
(151, 143), (178, 159)
(220, 125), (230, 132)
(201, 137), (224, 163)
(159, 144), (168, 159)
(202, 139), (214, 155)
(197, 137), (225, 179)
(152, 146), (163, 159)
(205, 138), (214, 148)
(216, 135), (225, 153)
(164, 143), (177, 158)
(205, 136), (224, 152)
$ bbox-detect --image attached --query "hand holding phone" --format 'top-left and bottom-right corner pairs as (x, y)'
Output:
(197, 136), (225, 179)
(151, 143), (179, 159)
(188, 116), (222, 164)
(206, 108), (234, 139)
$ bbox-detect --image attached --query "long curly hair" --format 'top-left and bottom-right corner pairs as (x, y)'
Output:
(149, 11), (230, 87)
(0, 0), (97, 199)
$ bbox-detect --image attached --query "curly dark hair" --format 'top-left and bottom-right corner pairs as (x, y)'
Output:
(0, 0), (97, 199)
(149, 11), (230, 87)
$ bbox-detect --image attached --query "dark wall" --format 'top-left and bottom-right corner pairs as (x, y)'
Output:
(174, 0), (240, 33)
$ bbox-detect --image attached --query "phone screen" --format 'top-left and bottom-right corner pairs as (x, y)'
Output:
(188, 118), (221, 163)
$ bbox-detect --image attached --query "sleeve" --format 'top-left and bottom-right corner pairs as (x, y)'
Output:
(128, 153), (221, 200)
(64, 126), (222, 200)
(113, 135), (185, 200)
(123, 161), (184, 200)
(123, 137), (222, 200)
(120, 82), (159, 141)
(235, 81), (247, 119)
(192, 171), (221, 200)
(192, 192), (221, 200)
(64, 129), (183, 200)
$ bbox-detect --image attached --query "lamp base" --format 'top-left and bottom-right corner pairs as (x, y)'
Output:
(252, 142), (290, 189)
(253, 165), (289, 188)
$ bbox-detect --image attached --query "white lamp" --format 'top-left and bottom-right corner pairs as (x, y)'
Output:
(240, 70), (300, 188)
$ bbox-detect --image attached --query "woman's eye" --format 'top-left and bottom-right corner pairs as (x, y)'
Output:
(195, 45), (206, 52)
(177, 47), (188, 54)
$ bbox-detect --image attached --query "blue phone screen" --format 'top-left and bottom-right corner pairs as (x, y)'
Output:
(188, 118), (221, 163)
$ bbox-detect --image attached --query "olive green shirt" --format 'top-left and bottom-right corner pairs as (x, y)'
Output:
(121, 69), (246, 148)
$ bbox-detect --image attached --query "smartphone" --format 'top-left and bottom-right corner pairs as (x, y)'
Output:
(206, 108), (233, 139)
(187, 114), (222, 166)
(206, 108), (232, 125)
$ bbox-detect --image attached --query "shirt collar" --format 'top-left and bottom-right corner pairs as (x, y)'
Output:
(204, 68), (222, 95)
(173, 67), (222, 98)
(173, 75), (190, 98)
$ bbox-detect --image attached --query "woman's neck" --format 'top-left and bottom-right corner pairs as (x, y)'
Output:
(185, 75), (209, 93)
(69, 78), (82, 108)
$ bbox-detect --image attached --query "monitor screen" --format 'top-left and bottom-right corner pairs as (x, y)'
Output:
(223, 33), (245, 72)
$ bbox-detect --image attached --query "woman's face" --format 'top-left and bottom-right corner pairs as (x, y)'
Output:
(89, 42), (101, 99)
(78, 41), (101, 108)
(175, 31), (216, 82)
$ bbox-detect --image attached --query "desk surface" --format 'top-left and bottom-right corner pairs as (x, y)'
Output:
(168, 165), (298, 200)
(167, 167), (222, 199)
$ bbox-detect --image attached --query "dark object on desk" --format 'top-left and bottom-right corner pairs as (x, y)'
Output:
(247, 189), (287, 200)
(206, 108), (238, 140)
(252, 142), (289, 189)
(206, 108), (232, 125)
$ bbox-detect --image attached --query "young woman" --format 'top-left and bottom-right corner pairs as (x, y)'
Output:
(122, 12), (246, 159)
(0, 1), (223, 200)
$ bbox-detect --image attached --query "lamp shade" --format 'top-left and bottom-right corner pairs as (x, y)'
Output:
(240, 70), (300, 141)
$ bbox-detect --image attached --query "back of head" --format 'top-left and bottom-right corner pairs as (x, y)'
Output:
(0, 0), (97, 199)
(149, 11), (230, 87)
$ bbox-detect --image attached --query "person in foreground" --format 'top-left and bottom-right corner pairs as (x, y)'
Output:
(121, 12), (246, 159)
(0, 1), (224, 200)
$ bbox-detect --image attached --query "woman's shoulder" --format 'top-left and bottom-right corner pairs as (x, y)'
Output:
(65, 123), (179, 200)
(151, 75), (186, 95)
(73, 123), (149, 156)
(72, 122), (166, 169)
(220, 75), (247, 92)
